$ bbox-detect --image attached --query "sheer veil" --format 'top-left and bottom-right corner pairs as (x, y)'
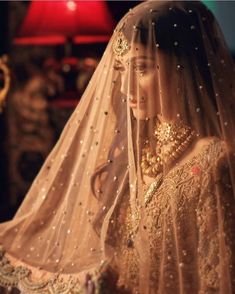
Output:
(0, 1), (234, 293)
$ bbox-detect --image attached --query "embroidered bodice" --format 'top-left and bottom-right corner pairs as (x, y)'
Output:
(0, 138), (234, 294)
(111, 137), (235, 294)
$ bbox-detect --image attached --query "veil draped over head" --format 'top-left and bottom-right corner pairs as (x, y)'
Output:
(0, 1), (235, 293)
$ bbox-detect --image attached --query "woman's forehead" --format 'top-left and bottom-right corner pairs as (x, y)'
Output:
(118, 44), (155, 64)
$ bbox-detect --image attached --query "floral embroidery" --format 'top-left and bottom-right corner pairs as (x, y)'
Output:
(114, 138), (234, 293)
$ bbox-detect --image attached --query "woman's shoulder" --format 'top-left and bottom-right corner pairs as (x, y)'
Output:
(196, 136), (226, 150)
(196, 136), (228, 158)
(167, 137), (230, 192)
(171, 136), (228, 175)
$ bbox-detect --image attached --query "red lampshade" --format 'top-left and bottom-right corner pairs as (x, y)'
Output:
(14, 0), (115, 45)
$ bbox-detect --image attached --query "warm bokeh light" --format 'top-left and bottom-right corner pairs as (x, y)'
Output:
(66, 0), (77, 12)
(14, 0), (115, 45)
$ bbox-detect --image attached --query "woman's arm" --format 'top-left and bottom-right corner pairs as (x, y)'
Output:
(196, 149), (235, 293)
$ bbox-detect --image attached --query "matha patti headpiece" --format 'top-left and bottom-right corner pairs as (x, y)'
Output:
(112, 31), (130, 58)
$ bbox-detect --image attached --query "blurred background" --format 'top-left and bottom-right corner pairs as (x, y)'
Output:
(0, 0), (234, 222)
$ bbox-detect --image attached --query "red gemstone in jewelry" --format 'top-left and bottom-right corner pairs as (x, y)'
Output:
(191, 166), (201, 175)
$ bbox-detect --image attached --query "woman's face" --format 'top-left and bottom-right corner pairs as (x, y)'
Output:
(115, 44), (160, 120)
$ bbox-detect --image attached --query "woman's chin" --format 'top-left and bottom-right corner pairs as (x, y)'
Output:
(132, 109), (146, 120)
(132, 109), (156, 120)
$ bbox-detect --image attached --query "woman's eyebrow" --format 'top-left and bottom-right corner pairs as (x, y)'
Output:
(127, 56), (154, 64)
(114, 60), (123, 66)
(130, 56), (148, 61)
(114, 56), (153, 67)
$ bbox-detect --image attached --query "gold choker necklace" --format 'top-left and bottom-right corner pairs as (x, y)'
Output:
(141, 120), (196, 178)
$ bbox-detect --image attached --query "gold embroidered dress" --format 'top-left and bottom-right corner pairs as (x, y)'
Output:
(113, 138), (235, 293)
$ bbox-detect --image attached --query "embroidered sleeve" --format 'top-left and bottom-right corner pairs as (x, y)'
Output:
(196, 148), (235, 293)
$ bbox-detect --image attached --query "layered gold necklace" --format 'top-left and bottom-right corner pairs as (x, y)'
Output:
(141, 120), (196, 178)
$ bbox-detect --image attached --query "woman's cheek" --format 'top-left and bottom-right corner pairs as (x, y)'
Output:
(140, 74), (156, 97)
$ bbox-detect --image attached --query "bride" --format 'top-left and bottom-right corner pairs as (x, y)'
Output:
(0, 1), (234, 293)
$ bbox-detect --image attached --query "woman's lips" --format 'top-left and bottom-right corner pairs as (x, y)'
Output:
(129, 97), (137, 102)
(129, 99), (145, 109)
(129, 100), (137, 108)
(130, 105), (137, 109)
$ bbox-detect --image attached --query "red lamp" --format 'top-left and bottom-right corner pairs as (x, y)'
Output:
(14, 0), (115, 45)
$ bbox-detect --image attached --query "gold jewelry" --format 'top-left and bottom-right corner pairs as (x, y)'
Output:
(0, 55), (10, 112)
(112, 31), (130, 58)
(144, 173), (163, 205)
(141, 120), (196, 177)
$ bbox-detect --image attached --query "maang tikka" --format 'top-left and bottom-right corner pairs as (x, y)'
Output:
(113, 31), (130, 58)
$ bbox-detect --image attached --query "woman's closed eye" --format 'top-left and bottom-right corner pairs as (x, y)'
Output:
(114, 63), (148, 74)
(133, 63), (148, 73)
(114, 59), (155, 75)
(113, 60), (126, 73)
(113, 64), (125, 73)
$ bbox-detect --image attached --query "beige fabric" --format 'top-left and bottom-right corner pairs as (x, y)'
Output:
(114, 137), (235, 293)
(0, 1), (234, 293)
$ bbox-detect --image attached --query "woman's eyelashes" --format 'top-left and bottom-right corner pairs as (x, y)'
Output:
(133, 63), (147, 74)
(114, 61), (150, 75)
(113, 63), (125, 73)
